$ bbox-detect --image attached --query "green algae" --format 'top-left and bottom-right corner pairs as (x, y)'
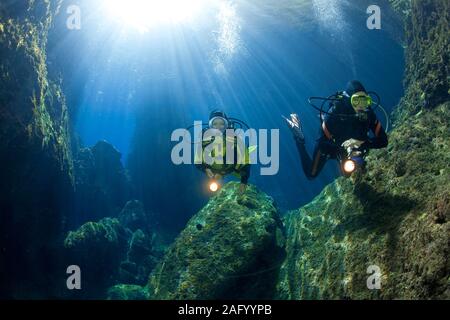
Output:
(147, 182), (285, 300)
(0, 0), (73, 180)
(107, 284), (150, 300)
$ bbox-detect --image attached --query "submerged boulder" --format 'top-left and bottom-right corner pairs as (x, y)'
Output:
(64, 218), (131, 298)
(72, 140), (132, 223)
(64, 200), (163, 298)
(148, 182), (285, 300)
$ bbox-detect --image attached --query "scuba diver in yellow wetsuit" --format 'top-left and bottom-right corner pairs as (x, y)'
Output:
(195, 110), (252, 194)
(284, 80), (389, 178)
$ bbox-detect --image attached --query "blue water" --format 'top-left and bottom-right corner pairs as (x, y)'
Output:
(49, 0), (404, 231)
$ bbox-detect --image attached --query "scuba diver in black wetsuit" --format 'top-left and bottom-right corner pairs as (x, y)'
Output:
(284, 80), (389, 179)
(195, 110), (252, 194)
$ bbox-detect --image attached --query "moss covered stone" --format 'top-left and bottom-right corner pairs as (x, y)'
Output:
(148, 182), (285, 300)
(0, 0), (72, 176)
(107, 284), (150, 300)
(0, 0), (74, 299)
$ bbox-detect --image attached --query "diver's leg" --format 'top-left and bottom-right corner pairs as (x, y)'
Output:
(295, 138), (328, 179)
(309, 143), (328, 178)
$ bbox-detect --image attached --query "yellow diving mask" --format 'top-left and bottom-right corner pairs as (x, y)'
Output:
(351, 93), (372, 111)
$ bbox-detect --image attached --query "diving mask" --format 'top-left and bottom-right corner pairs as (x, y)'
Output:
(351, 93), (372, 111)
(209, 116), (229, 132)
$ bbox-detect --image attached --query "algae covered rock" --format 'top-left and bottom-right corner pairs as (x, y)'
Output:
(64, 218), (130, 252)
(148, 182), (285, 300)
(64, 218), (131, 298)
(64, 201), (162, 298)
(392, 0), (449, 123)
(0, 0), (73, 298)
(107, 284), (149, 300)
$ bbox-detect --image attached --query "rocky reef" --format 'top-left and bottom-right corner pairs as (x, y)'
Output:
(277, 0), (449, 300)
(146, 182), (285, 300)
(64, 200), (163, 299)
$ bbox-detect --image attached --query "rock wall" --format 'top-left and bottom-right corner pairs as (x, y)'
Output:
(277, 0), (449, 300)
(0, 0), (74, 298)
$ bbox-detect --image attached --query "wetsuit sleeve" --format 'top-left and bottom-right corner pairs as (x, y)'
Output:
(361, 110), (388, 150)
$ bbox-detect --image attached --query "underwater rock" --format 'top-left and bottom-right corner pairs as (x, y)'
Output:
(148, 182), (285, 300)
(0, 0), (73, 298)
(72, 140), (132, 223)
(91, 140), (129, 197)
(277, 0), (450, 300)
(118, 200), (149, 232)
(64, 218), (131, 298)
(117, 229), (159, 285)
(64, 202), (163, 297)
(392, 0), (449, 124)
(64, 218), (130, 251)
(128, 229), (153, 263)
(107, 284), (149, 300)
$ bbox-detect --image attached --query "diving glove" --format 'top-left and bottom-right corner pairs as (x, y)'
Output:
(283, 114), (305, 142)
(342, 139), (365, 151)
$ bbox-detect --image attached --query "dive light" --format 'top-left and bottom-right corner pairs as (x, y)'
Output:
(209, 181), (220, 192)
(342, 155), (365, 175)
(343, 159), (357, 174)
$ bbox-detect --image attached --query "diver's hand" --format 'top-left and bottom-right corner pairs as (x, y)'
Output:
(342, 139), (365, 150)
(214, 174), (222, 180)
(206, 168), (214, 179)
(283, 114), (304, 142)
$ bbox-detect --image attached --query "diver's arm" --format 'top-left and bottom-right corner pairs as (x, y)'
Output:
(361, 112), (388, 150)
